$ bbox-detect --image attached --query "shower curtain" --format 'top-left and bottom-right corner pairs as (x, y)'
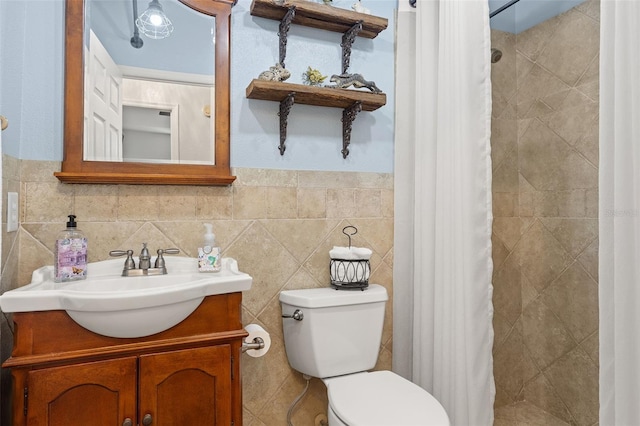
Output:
(393, 0), (495, 425)
(599, 1), (640, 424)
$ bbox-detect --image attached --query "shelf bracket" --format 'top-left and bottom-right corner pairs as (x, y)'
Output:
(341, 21), (363, 74)
(278, 6), (296, 68)
(341, 101), (362, 158)
(278, 93), (296, 155)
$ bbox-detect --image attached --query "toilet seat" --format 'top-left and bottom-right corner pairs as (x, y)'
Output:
(325, 371), (450, 426)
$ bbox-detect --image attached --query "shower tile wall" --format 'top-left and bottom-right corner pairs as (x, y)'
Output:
(0, 157), (394, 426)
(492, 1), (599, 424)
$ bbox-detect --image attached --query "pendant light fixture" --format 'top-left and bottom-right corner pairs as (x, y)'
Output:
(136, 0), (174, 40)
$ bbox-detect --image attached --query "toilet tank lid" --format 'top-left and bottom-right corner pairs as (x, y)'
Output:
(279, 284), (388, 308)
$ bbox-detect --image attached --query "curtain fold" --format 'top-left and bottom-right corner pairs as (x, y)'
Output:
(393, 1), (494, 425)
(599, 1), (640, 424)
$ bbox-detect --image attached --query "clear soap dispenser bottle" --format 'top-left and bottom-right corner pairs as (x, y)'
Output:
(54, 214), (88, 282)
(198, 223), (221, 272)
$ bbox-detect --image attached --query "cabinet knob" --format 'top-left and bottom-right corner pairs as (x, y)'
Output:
(142, 414), (153, 425)
(122, 419), (133, 426)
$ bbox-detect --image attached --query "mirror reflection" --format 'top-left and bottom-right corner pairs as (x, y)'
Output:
(85, 0), (215, 165)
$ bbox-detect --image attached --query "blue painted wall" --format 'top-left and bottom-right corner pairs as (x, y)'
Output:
(489, 0), (588, 34)
(0, 0), (65, 161)
(0, 0), (396, 173)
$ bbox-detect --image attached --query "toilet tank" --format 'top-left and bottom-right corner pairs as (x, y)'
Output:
(279, 284), (388, 379)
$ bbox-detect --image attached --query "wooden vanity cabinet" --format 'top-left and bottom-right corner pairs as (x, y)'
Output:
(3, 293), (246, 426)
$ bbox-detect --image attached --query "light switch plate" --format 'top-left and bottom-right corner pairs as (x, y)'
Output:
(7, 192), (18, 232)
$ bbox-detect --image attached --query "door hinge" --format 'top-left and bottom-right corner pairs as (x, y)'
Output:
(231, 355), (235, 381)
(23, 387), (28, 416)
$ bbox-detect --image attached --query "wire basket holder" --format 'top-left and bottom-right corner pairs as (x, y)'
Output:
(330, 225), (370, 290)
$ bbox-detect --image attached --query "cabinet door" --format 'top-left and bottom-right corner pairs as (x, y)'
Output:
(139, 345), (232, 425)
(26, 357), (137, 426)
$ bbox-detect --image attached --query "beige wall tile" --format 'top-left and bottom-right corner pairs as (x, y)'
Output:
(156, 186), (198, 221)
(20, 160), (60, 183)
(266, 187), (297, 219)
(74, 185), (119, 222)
(577, 238), (598, 281)
(297, 188), (327, 219)
(513, 220), (573, 292)
(576, 0), (600, 21)
(493, 256), (523, 326)
(327, 188), (356, 218)
(539, 218), (598, 258)
(233, 186), (267, 219)
(493, 326), (525, 402)
(522, 298), (577, 370)
(234, 168), (297, 187)
(381, 189), (394, 218)
(523, 374), (573, 423)
(540, 262), (599, 342)
(117, 185), (160, 221)
(543, 347), (599, 425)
(491, 118), (518, 171)
(196, 186), (233, 220)
(515, 14), (561, 62)
(536, 9), (599, 86)
(260, 219), (340, 264)
(298, 170), (358, 188)
(494, 192), (519, 217)
(354, 188), (382, 218)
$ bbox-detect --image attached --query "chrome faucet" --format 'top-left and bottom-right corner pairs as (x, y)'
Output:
(110, 243), (180, 276)
(138, 243), (151, 271)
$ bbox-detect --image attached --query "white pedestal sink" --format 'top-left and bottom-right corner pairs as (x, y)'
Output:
(0, 257), (252, 338)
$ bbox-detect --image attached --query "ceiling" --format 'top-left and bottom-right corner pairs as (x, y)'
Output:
(488, 0), (588, 34)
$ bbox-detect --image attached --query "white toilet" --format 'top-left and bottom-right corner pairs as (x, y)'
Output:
(280, 284), (450, 426)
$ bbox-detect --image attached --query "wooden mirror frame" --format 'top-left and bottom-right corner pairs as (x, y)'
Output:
(55, 0), (236, 185)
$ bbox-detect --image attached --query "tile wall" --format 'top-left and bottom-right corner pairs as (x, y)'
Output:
(0, 157), (394, 426)
(491, 1), (600, 424)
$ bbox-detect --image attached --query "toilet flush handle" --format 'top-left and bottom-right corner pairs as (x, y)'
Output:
(282, 309), (304, 321)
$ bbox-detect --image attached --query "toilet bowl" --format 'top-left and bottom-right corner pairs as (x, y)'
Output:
(324, 371), (449, 426)
(280, 285), (449, 426)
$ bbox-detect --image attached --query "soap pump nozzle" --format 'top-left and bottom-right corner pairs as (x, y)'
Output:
(66, 214), (77, 228)
(203, 223), (215, 251)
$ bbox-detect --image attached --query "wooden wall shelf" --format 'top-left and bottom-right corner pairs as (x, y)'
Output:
(249, 0), (388, 39)
(247, 0), (388, 158)
(246, 79), (386, 111)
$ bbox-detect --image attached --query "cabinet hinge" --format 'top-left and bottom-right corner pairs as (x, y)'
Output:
(23, 387), (28, 416)
(231, 355), (235, 381)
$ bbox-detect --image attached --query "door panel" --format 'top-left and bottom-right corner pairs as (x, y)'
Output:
(27, 357), (136, 426)
(139, 345), (232, 425)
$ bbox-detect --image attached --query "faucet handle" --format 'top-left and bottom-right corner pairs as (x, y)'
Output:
(109, 249), (136, 270)
(154, 248), (180, 269)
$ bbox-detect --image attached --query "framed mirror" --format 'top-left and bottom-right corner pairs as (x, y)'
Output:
(55, 0), (236, 185)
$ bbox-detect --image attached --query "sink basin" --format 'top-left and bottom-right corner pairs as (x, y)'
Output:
(0, 257), (252, 338)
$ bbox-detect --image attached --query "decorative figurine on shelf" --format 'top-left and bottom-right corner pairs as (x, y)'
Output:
(302, 67), (328, 86)
(328, 73), (383, 94)
(352, 0), (370, 14)
(257, 63), (292, 82)
(322, 0), (332, 4)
